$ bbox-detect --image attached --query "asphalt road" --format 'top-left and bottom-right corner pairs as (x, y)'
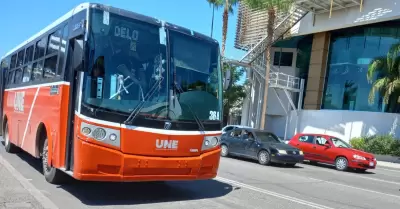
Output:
(1, 141), (400, 209)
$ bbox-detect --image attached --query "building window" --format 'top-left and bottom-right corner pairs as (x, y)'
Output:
(273, 51), (293, 67)
(322, 23), (400, 113)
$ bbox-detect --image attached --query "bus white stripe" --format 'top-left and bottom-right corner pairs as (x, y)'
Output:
(4, 81), (70, 91)
(21, 87), (41, 149)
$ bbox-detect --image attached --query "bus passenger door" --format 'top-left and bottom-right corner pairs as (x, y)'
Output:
(65, 36), (84, 172)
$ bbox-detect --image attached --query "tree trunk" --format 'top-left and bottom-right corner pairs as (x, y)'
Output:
(221, 0), (229, 56)
(211, 4), (215, 38)
(259, 8), (276, 130)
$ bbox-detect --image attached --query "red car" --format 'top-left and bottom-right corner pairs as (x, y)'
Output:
(288, 133), (376, 171)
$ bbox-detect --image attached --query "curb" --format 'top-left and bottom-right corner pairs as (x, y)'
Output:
(377, 161), (400, 170)
(0, 154), (59, 209)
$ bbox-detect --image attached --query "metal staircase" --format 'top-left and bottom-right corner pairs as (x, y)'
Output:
(223, 5), (309, 116)
(240, 7), (308, 64)
(223, 0), (365, 132)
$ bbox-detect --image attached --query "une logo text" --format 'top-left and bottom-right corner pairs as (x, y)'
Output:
(156, 139), (178, 150)
(14, 91), (25, 113)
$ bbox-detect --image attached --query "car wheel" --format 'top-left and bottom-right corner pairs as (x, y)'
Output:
(4, 122), (20, 153)
(258, 150), (271, 165)
(42, 137), (69, 184)
(220, 144), (229, 157)
(335, 157), (348, 171)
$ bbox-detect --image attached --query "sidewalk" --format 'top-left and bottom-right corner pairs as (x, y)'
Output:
(377, 161), (400, 170)
(0, 155), (58, 209)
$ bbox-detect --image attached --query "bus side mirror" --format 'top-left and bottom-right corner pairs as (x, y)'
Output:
(223, 69), (231, 90)
(72, 38), (87, 72)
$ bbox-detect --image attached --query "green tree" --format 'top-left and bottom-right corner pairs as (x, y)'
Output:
(222, 63), (247, 125)
(368, 43), (400, 112)
(242, 0), (295, 129)
(207, 0), (238, 56)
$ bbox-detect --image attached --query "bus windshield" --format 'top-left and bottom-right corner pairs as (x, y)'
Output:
(82, 9), (222, 125)
(169, 30), (222, 122)
(83, 9), (168, 119)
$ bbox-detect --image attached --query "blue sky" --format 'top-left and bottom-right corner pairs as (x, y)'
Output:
(0, 0), (245, 60)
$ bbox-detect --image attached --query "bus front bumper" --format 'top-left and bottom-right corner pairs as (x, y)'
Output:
(72, 140), (221, 182)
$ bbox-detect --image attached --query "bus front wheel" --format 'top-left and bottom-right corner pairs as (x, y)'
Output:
(42, 137), (69, 184)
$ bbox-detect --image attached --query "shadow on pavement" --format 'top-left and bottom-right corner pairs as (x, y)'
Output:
(58, 179), (234, 206)
(4, 142), (234, 206)
(302, 161), (376, 174)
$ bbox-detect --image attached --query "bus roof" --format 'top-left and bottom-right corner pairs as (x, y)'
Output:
(1, 2), (219, 60)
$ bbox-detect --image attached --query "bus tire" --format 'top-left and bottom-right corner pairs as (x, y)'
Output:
(42, 137), (68, 184)
(4, 122), (20, 153)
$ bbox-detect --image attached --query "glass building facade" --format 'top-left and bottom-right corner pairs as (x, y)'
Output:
(322, 21), (400, 113)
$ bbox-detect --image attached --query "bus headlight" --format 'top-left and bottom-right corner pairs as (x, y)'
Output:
(202, 135), (220, 151)
(80, 122), (120, 148)
(81, 127), (91, 135)
(92, 128), (107, 140)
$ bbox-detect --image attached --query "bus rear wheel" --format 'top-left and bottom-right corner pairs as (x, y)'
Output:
(42, 137), (69, 184)
(4, 122), (20, 153)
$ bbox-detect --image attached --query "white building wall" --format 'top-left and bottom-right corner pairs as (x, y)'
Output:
(294, 0), (400, 37)
(240, 47), (299, 134)
(241, 0), (400, 138)
(284, 110), (400, 143)
(266, 47), (298, 116)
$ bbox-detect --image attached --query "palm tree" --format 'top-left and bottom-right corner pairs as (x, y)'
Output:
(242, 0), (294, 128)
(207, 0), (238, 56)
(367, 43), (400, 111)
(207, 1), (217, 38)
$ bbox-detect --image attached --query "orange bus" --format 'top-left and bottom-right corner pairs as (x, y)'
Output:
(0, 3), (229, 184)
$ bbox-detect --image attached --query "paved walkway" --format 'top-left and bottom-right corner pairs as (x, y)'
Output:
(377, 160), (400, 169)
(0, 155), (57, 209)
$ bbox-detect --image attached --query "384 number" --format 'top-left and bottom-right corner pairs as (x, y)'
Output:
(209, 111), (220, 120)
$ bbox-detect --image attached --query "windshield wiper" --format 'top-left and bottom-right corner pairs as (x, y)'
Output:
(123, 77), (164, 125)
(173, 81), (205, 132)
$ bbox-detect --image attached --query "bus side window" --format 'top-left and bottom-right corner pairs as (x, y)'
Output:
(10, 54), (17, 69)
(8, 70), (15, 85)
(58, 24), (69, 77)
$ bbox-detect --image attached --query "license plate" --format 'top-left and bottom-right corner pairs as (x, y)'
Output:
(369, 162), (374, 166)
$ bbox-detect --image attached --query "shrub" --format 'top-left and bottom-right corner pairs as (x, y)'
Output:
(349, 137), (367, 151)
(350, 134), (400, 157)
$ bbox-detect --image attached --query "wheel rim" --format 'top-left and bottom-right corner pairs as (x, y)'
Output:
(4, 125), (9, 147)
(336, 158), (347, 169)
(42, 143), (51, 173)
(260, 152), (268, 163)
(221, 145), (228, 155)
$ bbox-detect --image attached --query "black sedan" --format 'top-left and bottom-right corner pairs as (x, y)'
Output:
(220, 128), (304, 166)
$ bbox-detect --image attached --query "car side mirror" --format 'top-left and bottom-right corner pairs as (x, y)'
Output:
(324, 144), (331, 148)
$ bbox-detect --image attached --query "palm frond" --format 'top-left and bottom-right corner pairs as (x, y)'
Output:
(243, 0), (294, 12)
(367, 58), (385, 83)
(207, 0), (224, 8)
(368, 77), (389, 104)
(387, 43), (400, 75)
